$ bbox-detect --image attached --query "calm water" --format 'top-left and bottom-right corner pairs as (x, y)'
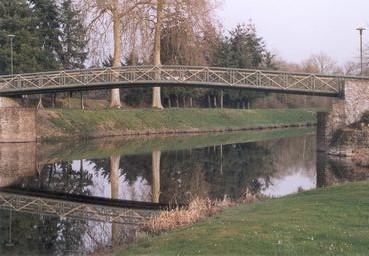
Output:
(0, 128), (367, 255)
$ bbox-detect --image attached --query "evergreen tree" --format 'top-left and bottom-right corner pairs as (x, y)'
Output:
(59, 0), (88, 70)
(213, 23), (275, 108)
(215, 23), (270, 69)
(30, 0), (62, 71)
(0, 0), (43, 74)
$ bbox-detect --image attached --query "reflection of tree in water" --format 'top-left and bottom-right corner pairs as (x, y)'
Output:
(90, 156), (151, 185)
(0, 161), (94, 255)
(15, 161), (93, 195)
(88, 135), (316, 204)
(158, 143), (275, 204)
(157, 135), (315, 203)
(0, 210), (89, 255)
(265, 135), (315, 177)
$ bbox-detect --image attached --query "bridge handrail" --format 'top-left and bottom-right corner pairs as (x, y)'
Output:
(0, 65), (365, 79)
(0, 191), (157, 225)
(0, 65), (359, 96)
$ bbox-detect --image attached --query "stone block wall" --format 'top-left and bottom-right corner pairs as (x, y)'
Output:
(318, 80), (369, 151)
(0, 142), (37, 187)
(0, 97), (36, 142)
(343, 80), (369, 125)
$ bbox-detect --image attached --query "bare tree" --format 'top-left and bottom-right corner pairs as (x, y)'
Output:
(82, 0), (150, 108)
(343, 61), (360, 75)
(301, 53), (338, 74)
(152, 0), (164, 108)
(81, 0), (219, 108)
(150, 0), (219, 108)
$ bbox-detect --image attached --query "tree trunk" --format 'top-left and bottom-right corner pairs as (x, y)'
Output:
(80, 92), (84, 110)
(220, 90), (224, 109)
(213, 95), (217, 108)
(68, 92), (72, 109)
(183, 95), (186, 108)
(168, 97), (171, 108)
(176, 95), (179, 108)
(110, 155), (121, 200)
(242, 100), (246, 109)
(52, 93), (56, 108)
(189, 97), (193, 108)
(208, 95), (211, 108)
(220, 144), (223, 175)
(152, 0), (164, 109)
(152, 150), (161, 203)
(247, 101), (250, 109)
(110, 2), (122, 108)
(110, 155), (121, 246)
(79, 159), (84, 190)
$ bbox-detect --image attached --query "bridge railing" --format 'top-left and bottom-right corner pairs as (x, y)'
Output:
(0, 65), (347, 95)
(0, 191), (156, 225)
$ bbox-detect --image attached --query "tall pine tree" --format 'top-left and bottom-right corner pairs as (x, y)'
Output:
(30, 0), (62, 71)
(59, 0), (88, 70)
(0, 0), (43, 74)
(213, 23), (275, 108)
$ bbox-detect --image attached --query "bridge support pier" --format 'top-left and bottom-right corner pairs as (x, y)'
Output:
(0, 97), (36, 143)
(318, 80), (369, 151)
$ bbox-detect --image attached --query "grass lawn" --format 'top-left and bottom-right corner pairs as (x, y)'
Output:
(121, 181), (369, 256)
(39, 108), (316, 139)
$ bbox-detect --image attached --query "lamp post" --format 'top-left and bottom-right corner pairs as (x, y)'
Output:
(5, 210), (14, 247)
(356, 27), (366, 76)
(7, 34), (15, 76)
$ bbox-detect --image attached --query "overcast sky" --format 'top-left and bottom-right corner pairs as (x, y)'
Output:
(218, 0), (369, 64)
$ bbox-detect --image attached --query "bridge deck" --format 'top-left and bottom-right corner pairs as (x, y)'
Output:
(0, 65), (361, 97)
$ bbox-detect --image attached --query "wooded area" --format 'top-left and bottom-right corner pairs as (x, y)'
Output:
(0, 0), (365, 109)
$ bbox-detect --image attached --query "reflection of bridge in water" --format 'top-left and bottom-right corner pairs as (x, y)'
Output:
(0, 130), (367, 223)
(0, 189), (165, 225)
(0, 130), (368, 255)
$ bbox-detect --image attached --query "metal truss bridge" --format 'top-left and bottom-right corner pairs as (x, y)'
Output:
(0, 65), (363, 97)
(0, 190), (165, 225)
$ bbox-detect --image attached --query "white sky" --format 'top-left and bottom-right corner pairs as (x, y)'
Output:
(218, 0), (369, 64)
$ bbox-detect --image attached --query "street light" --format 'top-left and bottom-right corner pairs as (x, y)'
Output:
(356, 27), (366, 76)
(5, 210), (14, 247)
(7, 34), (15, 76)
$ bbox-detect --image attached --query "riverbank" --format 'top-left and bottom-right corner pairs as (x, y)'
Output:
(38, 127), (314, 162)
(121, 181), (369, 255)
(37, 108), (316, 141)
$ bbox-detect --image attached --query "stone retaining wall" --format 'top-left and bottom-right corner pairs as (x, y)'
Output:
(318, 80), (369, 151)
(0, 97), (36, 142)
(0, 142), (37, 187)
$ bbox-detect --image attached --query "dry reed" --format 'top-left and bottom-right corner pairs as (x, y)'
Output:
(143, 191), (262, 235)
(142, 197), (233, 234)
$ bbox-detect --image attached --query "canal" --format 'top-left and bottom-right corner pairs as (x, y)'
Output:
(0, 128), (367, 255)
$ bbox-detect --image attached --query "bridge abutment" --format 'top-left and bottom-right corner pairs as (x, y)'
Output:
(318, 80), (369, 151)
(0, 97), (36, 143)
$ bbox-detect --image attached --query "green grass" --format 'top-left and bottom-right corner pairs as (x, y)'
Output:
(121, 182), (369, 256)
(41, 108), (316, 139)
